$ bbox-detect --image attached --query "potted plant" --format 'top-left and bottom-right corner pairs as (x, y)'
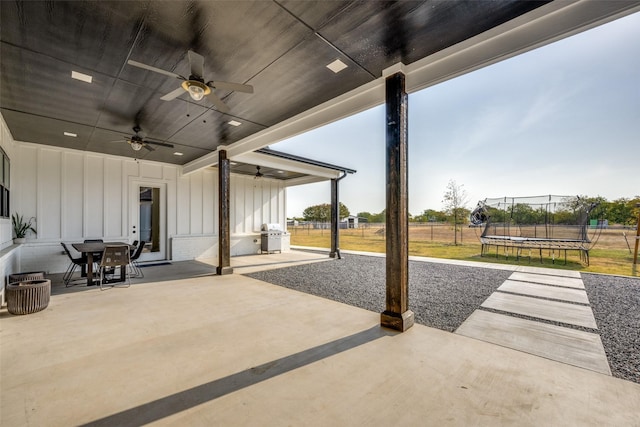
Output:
(11, 214), (37, 244)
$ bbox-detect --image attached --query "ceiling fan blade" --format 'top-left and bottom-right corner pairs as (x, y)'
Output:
(127, 60), (183, 79)
(205, 92), (230, 113)
(209, 80), (254, 93)
(160, 86), (186, 101)
(143, 143), (155, 152)
(133, 109), (146, 130)
(145, 140), (174, 148)
(188, 50), (205, 78)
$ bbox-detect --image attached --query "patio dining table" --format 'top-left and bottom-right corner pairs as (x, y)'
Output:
(72, 242), (132, 286)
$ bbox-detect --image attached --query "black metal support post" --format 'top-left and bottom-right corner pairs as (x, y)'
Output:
(217, 150), (233, 275)
(380, 71), (414, 332)
(330, 172), (347, 259)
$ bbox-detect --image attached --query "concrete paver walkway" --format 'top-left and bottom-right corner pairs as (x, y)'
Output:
(498, 280), (589, 304)
(480, 292), (598, 329)
(456, 268), (611, 375)
(508, 271), (585, 288)
(457, 311), (611, 375)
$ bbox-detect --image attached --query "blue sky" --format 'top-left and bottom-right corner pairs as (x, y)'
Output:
(274, 12), (640, 218)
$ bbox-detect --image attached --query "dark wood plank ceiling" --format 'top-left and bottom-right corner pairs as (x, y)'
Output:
(1, 0), (559, 165)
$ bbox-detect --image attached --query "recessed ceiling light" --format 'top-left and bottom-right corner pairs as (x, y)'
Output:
(63, 131), (77, 137)
(228, 120), (242, 127)
(326, 59), (348, 73)
(71, 71), (92, 83)
(277, 170), (284, 174)
(173, 152), (184, 156)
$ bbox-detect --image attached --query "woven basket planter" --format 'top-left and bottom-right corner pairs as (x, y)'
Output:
(7, 279), (51, 315)
(9, 271), (45, 282)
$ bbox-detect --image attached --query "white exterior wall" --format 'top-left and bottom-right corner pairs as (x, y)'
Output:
(0, 113), (289, 278)
(170, 171), (288, 260)
(0, 115), (20, 305)
(0, 115), (17, 252)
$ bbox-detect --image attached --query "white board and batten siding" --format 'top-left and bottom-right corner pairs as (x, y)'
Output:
(2, 133), (288, 275)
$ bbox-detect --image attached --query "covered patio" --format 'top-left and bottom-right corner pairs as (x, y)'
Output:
(2, 250), (639, 425)
(2, 2), (640, 424)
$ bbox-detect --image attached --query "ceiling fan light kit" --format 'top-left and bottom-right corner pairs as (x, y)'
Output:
(182, 80), (210, 101)
(111, 126), (174, 153)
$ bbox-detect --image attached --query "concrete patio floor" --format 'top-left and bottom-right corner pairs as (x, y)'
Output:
(1, 251), (639, 426)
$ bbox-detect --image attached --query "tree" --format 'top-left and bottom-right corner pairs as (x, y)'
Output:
(511, 203), (547, 225)
(370, 209), (386, 223)
(355, 209), (386, 223)
(604, 197), (640, 225)
(414, 209), (448, 223)
(553, 195), (606, 225)
(302, 202), (350, 222)
(442, 180), (469, 245)
(357, 212), (372, 222)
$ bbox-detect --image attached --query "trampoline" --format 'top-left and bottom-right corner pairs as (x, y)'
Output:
(470, 195), (602, 265)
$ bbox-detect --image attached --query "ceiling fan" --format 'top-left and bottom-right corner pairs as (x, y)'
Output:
(127, 50), (254, 113)
(254, 165), (264, 179)
(113, 126), (174, 152)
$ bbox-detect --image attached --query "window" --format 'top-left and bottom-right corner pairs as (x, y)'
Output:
(0, 148), (9, 218)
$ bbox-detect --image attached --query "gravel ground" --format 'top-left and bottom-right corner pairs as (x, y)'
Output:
(244, 254), (511, 332)
(583, 273), (640, 384)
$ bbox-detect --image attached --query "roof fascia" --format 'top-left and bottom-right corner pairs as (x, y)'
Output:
(232, 151), (341, 180)
(283, 175), (329, 187)
(256, 148), (356, 174)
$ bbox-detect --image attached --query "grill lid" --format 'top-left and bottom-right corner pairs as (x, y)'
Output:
(261, 223), (282, 231)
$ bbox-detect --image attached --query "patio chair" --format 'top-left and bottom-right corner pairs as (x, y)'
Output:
(61, 242), (88, 287)
(99, 245), (131, 290)
(84, 238), (104, 264)
(128, 240), (145, 278)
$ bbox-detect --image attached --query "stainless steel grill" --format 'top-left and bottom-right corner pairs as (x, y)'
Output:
(261, 223), (282, 254)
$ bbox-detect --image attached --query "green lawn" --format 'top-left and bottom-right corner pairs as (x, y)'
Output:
(290, 228), (639, 277)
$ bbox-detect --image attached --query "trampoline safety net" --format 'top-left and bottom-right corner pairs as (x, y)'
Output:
(469, 195), (600, 265)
